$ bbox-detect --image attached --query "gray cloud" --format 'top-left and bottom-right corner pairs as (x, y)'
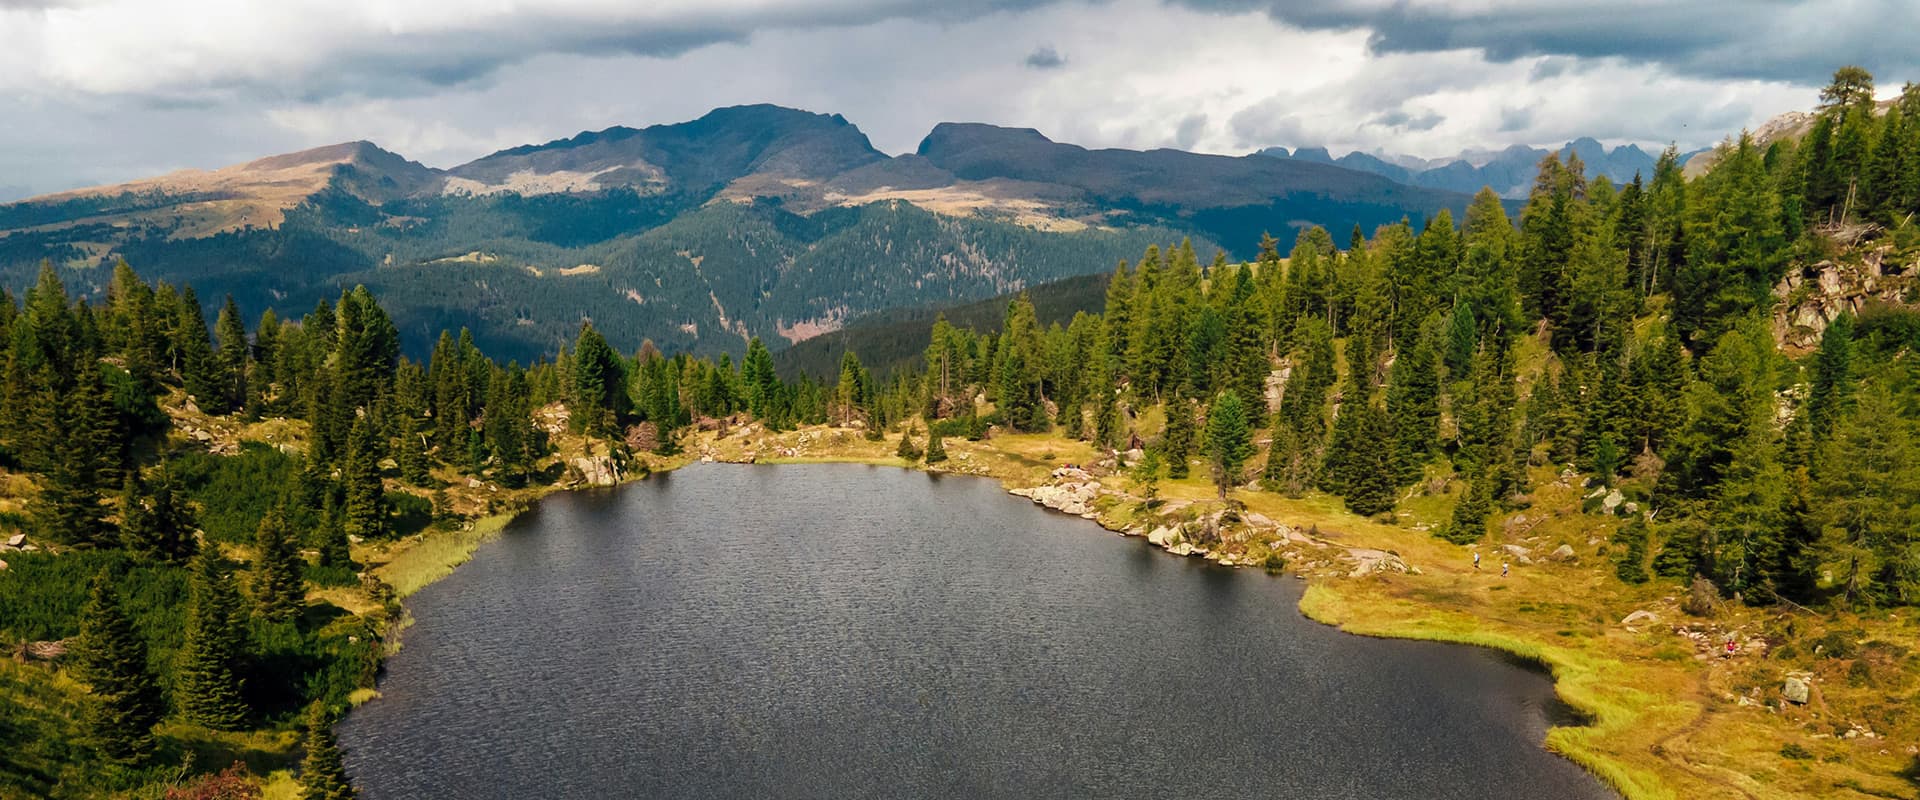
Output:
(1025, 44), (1067, 69)
(1498, 106), (1534, 133)
(1373, 108), (1444, 132)
(1173, 113), (1208, 148)
(1175, 0), (1920, 84)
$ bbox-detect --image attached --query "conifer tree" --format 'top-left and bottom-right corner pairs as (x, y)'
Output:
(302, 705), (358, 800)
(315, 497), (352, 571)
(215, 294), (249, 414)
(1442, 472), (1492, 544)
(1610, 518), (1653, 584)
(254, 506), (306, 623)
(119, 470), (198, 563)
(1203, 391), (1253, 498)
(925, 433), (948, 464)
(1386, 316), (1443, 485)
(570, 323), (628, 438)
(342, 417), (389, 541)
(1807, 313), (1855, 444)
(72, 569), (164, 763)
(177, 554), (249, 730)
(1162, 395), (1196, 479)
(396, 414), (431, 487)
(1341, 399), (1398, 517)
(895, 426), (922, 461)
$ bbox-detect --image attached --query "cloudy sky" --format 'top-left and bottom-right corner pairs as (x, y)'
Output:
(2, 0), (1914, 201)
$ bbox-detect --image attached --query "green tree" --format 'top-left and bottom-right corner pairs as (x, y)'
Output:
(341, 418), (389, 541)
(1203, 391), (1254, 498)
(118, 470), (198, 563)
(1341, 399), (1398, 517)
(1613, 518), (1652, 584)
(72, 569), (164, 763)
(1162, 395), (1196, 479)
(302, 705), (358, 800)
(570, 323), (629, 438)
(214, 294), (249, 414)
(925, 433), (948, 464)
(254, 506), (306, 623)
(177, 554), (250, 730)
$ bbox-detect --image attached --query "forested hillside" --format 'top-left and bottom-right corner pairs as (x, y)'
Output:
(0, 104), (1480, 365)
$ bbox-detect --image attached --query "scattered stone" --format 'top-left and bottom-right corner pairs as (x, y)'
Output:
(1601, 489), (1625, 515)
(0, 559), (7, 571)
(1500, 544), (1534, 565)
(4, 533), (23, 548)
(1782, 677), (1811, 705)
(1621, 610), (1659, 626)
(1549, 544), (1577, 562)
(1169, 542), (1195, 556)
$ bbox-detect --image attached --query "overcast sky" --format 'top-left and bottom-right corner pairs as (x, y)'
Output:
(2, 0), (1914, 201)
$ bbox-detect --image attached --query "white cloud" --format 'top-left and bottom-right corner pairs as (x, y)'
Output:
(0, 0), (1842, 197)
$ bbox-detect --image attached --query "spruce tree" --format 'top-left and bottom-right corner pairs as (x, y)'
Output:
(1442, 472), (1492, 544)
(1807, 313), (1855, 444)
(315, 497), (352, 570)
(1613, 518), (1652, 584)
(1203, 391), (1253, 498)
(895, 427), (922, 461)
(925, 433), (948, 464)
(119, 470), (198, 563)
(342, 417), (389, 541)
(214, 294), (249, 414)
(177, 553), (250, 730)
(72, 569), (164, 763)
(302, 705), (358, 800)
(254, 506), (306, 623)
(1342, 399), (1399, 517)
(1162, 395), (1196, 479)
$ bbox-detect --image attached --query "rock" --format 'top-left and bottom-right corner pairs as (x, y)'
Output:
(1500, 544), (1534, 565)
(1621, 610), (1658, 626)
(1622, 501), (1640, 515)
(570, 456), (623, 487)
(1347, 549), (1410, 578)
(1602, 489), (1625, 515)
(4, 533), (23, 548)
(1549, 544), (1577, 562)
(0, 559), (7, 571)
(1169, 542), (1195, 556)
(1783, 677), (1811, 705)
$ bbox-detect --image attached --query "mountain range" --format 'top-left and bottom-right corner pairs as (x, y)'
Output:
(0, 104), (1481, 361)
(1258, 138), (1708, 198)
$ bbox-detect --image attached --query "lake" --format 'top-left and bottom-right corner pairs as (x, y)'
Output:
(340, 463), (1615, 799)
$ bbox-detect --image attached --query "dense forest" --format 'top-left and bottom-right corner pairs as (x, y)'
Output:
(4, 65), (1920, 796)
(813, 66), (1920, 610)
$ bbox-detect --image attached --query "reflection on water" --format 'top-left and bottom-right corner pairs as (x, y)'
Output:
(342, 463), (1616, 800)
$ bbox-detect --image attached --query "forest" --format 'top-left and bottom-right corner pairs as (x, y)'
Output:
(3, 65), (1920, 797)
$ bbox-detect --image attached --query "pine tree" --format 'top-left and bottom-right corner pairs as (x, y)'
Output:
(1203, 391), (1253, 498)
(895, 427), (922, 461)
(1162, 395), (1196, 479)
(1613, 518), (1653, 584)
(254, 506), (306, 623)
(302, 705), (358, 800)
(119, 470), (198, 563)
(396, 414), (432, 486)
(72, 569), (164, 763)
(1342, 399), (1398, 517)
(1442, 472), (1492, 544)
(1386, 316), (1443, 485)
(342, 417), (389, 541)
(315, 497), (352, 571)
(1807, 313), (1855, 444)
(214, 294), (249, 414)
(177, 553), (249, 730)
(570, 323), (629, 438)
(925, 433), (948, 464)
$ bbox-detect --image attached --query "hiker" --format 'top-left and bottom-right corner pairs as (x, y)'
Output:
(1725, 639), (1738, 658)
(1473, 551), (1481, 570)
(1501, 561), (1510, 578)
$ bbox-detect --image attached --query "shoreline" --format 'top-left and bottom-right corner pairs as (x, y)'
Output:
(361, 423), (1903, 800)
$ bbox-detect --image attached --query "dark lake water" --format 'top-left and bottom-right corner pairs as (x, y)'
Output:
(340, 463), (1615, 799)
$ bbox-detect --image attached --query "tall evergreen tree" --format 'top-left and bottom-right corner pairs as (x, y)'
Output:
(254, 505), (306, 623)
(302, 705), (358, 800)
(176, 554), (249, 730)
(72, 569), (164, 763)
(1203, 391), (1254, 498)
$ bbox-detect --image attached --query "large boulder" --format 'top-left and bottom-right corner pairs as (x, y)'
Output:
(1549, 544), (1578, 562)
(1782, 676), (1811, 705)
(1500, 544), (1534, 566)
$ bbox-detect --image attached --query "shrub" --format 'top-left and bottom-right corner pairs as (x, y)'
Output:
(1780, 743), (1814, 761)
(1682, 576), (1723, 617)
